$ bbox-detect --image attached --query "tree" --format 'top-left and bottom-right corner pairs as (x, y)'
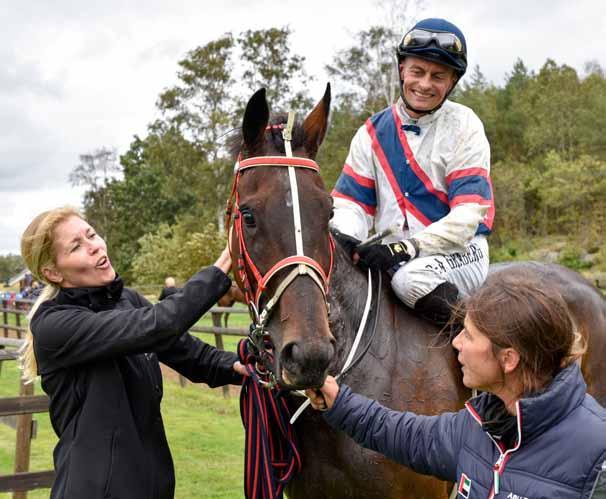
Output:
(0, 254), (24, 283)
(326, 0), (425, 113)
(157, 35), (235, 159)
(237, 27), (312, 113)
(517, 60), (584, 160)
(69, 147), (120, 241)
(327, 26), (400, 114)
(131, 221), (226, 286)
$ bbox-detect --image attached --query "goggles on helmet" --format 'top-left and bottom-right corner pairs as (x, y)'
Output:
(400, 29), (464, 55)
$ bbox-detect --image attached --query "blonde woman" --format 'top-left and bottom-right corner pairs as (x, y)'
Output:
(20, 207), (245, 499)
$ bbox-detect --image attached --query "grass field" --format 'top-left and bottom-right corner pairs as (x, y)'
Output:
(0, 308), (251, 499)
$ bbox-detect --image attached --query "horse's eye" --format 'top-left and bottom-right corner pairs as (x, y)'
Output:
(240, 208), (256, 228)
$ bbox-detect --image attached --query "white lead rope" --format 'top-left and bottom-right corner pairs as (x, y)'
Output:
(290, 268), (373, 424)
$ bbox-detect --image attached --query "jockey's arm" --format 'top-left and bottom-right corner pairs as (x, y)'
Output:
(412, 202), (488, 256)
(413, 113), (493, 257)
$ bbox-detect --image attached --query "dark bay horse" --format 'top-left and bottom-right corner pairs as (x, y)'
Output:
(229, 86), (606, 499)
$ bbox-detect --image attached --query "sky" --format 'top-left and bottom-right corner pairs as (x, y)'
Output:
(1, 0), (605, 255)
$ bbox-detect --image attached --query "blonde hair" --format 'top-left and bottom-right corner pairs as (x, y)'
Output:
(19, 206), (82, 383)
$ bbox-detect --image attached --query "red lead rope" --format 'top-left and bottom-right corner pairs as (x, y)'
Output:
(238, 340), (302, 499)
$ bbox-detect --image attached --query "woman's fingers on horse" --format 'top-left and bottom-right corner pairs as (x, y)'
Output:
(214, 247), (232, 274)
(304, 389), (325, 409)
(319, 376), (339, 408)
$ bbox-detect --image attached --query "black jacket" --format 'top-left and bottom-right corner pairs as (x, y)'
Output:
(158, 286), (179, 301)
(31, 266), (241, 499)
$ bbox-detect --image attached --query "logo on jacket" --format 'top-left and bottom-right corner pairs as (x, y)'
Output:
(506, 494), (529, 499)
(458, 473), (472, 498)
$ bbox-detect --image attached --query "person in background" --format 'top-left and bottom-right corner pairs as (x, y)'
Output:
(307, 270), (606, 498)
(19, 206), (246, 499)
(331, 18), (494, 329)
(159, 276), (180, 301)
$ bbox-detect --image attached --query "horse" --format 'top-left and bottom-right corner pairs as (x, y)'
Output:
(228, 85), (606, 499)
(217, 282), (247, 327)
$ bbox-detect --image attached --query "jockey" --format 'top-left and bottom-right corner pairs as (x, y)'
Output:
(330, 18), (494, 328)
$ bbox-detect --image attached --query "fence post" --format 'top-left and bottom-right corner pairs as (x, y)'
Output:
(211, 312), (230, 399)
(2, 300), (8, 337)
(15, 313), (22, 340)
(13, 378), (35, 499)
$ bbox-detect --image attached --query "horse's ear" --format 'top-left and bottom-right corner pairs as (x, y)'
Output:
(302, 83), (331, 158)
(242, 88), (269, 155)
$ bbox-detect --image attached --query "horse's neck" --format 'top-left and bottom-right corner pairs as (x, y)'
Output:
(328, 249), (399, 372)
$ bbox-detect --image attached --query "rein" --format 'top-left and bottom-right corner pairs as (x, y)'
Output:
(289, 268), (382, 424)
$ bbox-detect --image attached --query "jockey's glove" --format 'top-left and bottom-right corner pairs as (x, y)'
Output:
(331, 229), (361, 259)
(356, 239), (419, 273)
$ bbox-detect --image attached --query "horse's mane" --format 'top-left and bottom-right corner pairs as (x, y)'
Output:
(228, 113), (307, 160)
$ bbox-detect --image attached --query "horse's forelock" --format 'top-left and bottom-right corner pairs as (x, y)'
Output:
(228, 112), (307, 160)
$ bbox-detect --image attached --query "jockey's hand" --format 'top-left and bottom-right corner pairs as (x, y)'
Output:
(331, 229), (361, 260)
(305, 375), (339, 411)
(356, 239), (419, 272)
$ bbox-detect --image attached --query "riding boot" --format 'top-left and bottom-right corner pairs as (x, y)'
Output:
(414, 281), (462, 335)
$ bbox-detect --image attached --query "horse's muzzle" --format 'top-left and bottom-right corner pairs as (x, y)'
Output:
(278, 339), (335, 389)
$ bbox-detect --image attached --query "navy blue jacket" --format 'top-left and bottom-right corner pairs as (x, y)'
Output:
(325, 364), (606, 498)
(31, 266), (241, 499)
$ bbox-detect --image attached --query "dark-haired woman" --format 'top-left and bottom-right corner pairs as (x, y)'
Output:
(307, 270), (606, 498)
(20, 206), (246, 499)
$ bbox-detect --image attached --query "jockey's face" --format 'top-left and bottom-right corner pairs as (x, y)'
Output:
(43, 215), (116, 288)
(399, 56), (457, 117)
(452, 316), (504, 393)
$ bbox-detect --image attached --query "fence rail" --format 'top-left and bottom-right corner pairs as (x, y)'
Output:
(0, 334), (53, 498)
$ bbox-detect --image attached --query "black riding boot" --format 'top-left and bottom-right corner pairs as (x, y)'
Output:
(414, 281), (461, 333)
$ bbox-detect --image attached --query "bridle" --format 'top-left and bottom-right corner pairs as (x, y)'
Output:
(226, 112), (335, 387)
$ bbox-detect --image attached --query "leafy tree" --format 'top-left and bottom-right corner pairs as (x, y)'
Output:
(131, 221), (226, 286)
(327, 26), (400, 114)
(237, 27), (311, 113)
(0, 254), (24, 283)
(317, 99), (367, 189)
(157, 35), (235, 158)
(69, 148), (120, 241)
(531, 152), (606, 238)
(517, 60), (584, 160)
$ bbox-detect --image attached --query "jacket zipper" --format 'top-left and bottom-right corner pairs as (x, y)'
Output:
(492, 452), (507, 495)
(465, 400), (522, 498)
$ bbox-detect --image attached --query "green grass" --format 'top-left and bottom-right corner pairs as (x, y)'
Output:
(0, 353), (247, 498)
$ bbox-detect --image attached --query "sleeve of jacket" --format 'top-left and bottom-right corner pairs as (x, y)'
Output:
(157, 333), (242, 387)
(413, 109), (494, 255)
(324, 385), (466, 482)
(330, 125), (377, 240)
(32, 266), (231, 373)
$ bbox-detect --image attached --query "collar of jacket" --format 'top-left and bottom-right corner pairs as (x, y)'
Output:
(56, 275), (124, 312)
(468, 363), (586, 447)
(396, 97), (446, 128)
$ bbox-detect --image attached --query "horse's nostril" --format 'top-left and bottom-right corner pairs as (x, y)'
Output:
(281, 342), (302, 366)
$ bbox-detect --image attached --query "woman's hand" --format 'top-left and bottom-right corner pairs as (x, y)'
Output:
(233, 361), (248, 376)
(213, 245), (232, 274)
(305, 375), (339, 411)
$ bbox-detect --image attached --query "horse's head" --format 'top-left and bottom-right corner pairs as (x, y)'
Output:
(228, 85), (335, 389)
